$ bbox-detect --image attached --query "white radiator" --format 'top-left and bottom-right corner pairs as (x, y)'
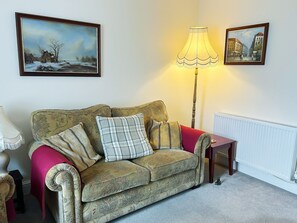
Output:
(214, 112), (297, 182)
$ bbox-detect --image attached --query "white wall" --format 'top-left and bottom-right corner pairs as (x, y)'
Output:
(6, 0), (295, 184)
(1, 0), (199, 180)
(196, 0), (297, 193)
(197, 0), (297, 133)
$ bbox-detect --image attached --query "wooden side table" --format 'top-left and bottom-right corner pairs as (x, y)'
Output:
(205, 134), (236, 183)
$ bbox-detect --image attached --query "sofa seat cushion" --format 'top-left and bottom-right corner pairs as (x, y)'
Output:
(81, 159), (150, 202)
(132, 149), (198, 181)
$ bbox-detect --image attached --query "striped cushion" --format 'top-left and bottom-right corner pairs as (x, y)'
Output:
(148, 120), (182, 150)
(42, 123), (101, 172)
(96, 113), (153, 162)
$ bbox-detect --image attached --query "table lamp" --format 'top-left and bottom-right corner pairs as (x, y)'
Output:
(177, 27), (218, 128)
(0, 107), (25, 174)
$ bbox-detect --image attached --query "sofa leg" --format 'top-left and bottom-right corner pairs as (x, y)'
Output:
(191, 184), (201, 189)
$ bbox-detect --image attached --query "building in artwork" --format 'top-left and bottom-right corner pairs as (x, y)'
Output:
(254, 32), (264, 50)
(250, 32), (264, 60)
(227, 37), (250, 60)
(40, 50), (57, 63)
(227, 38), (243, 57)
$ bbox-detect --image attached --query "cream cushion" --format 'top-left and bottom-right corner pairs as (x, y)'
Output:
(42, 122), (101, 172)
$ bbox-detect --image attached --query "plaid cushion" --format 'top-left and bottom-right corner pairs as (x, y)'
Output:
(42, 122), (101, 172)
(148, 120), (182, 150)
(96, 113), (153, 162)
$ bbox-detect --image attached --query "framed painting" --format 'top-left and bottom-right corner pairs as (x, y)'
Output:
(224, 23), (269, 65)
(15, 13), (101, 77)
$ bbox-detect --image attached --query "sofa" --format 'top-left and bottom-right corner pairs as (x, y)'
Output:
(29, 100), (211, 223)
(0, 174), (15, 223)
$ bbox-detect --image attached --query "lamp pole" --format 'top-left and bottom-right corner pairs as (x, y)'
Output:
(191, 67), (198, 128)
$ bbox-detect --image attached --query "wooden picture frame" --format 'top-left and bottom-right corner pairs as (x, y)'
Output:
(224, 23), (269, 65)
(15, 12), (101, 77)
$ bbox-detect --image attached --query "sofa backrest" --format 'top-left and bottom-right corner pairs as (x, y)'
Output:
(31, 100), (168, 156)
(31, 104), (111, 155)
(111, 100), (168, 127)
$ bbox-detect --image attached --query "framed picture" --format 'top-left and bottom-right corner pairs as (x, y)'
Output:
(15, 13), (101, 77)
(224, 23), (269, 65)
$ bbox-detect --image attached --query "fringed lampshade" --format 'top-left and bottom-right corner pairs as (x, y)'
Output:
(177, 27), (218, 68)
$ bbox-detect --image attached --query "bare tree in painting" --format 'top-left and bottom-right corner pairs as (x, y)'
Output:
(49, 39), (64, 62)
(24, 48), (34, 64)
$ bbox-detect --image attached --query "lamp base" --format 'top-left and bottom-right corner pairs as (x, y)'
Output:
(0, 151), (10, 174)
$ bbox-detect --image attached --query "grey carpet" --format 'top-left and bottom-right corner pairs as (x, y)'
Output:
(12, 163), (297, 223)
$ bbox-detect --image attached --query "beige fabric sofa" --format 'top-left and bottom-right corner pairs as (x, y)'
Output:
(29, 100), (211, 223)
(0, 174), (15, 223)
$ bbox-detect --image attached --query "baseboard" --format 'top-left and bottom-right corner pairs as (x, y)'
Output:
(216, 153), (297, 195)
(237, 163), (297, 195)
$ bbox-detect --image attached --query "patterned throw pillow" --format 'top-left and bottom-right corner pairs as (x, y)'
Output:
(148, 120), (182, 150)
(96, 113), (153, 162)
(42, 122), (101, 172)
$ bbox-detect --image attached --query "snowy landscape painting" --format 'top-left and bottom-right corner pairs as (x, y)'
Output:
(224, 23), (269, 65)
(16, 13), (101, 76)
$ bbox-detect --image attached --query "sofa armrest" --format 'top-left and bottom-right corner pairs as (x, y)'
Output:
(0, 174), (15, 223)
(181, 125), (211, 185)
(46, 163), (82, 223)
(30, 145), (82, 223)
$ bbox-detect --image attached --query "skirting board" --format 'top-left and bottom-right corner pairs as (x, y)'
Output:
(217, 154), (297, 195)
(237, 163), (297, 195)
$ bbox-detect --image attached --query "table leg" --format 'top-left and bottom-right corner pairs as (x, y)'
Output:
(228, 143), (234, 175)
(209, 149), (215, 183)
(15, 178), (25, 213)
(9, 170), (25, 213)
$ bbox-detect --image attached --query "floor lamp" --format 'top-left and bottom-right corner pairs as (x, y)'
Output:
(177, 27), (218, 128)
